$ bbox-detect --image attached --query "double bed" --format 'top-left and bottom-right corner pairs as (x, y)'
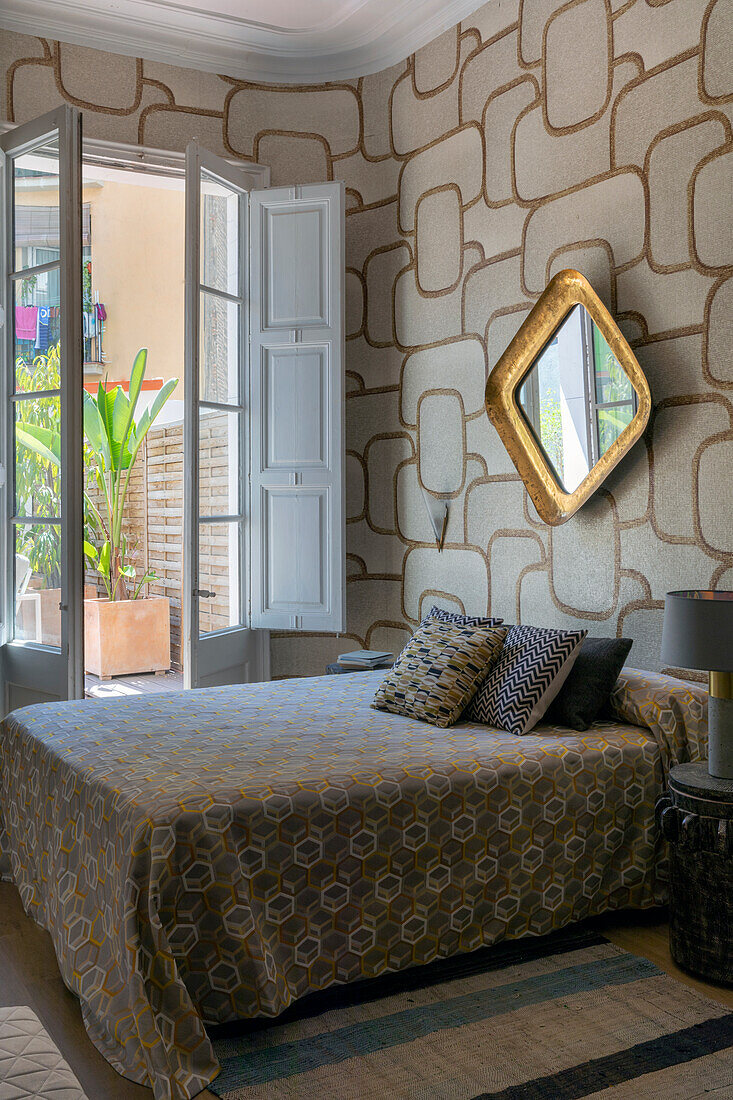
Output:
(0, 667), (707, 1100)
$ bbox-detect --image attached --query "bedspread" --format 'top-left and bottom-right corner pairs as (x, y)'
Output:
(0, 669), (685, 1099)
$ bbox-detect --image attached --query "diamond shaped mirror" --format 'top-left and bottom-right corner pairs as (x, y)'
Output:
(485, 269), (651, 525)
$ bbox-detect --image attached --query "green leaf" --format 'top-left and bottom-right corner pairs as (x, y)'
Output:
(126, 348), (147, 427)
(16, 423), (60, 467)
(96, 381), (114, 453)
(98, 540), (111, 577)
(83, 540), (98, 563)
(83, 390), (110, 469)
(110, 387), (133, 470)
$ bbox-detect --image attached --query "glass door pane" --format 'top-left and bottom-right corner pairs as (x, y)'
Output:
(184, 142), (261, 689)
(1, 107), (83, 711)
(10, 143), (63, 649)
(196, 171), (245, 641)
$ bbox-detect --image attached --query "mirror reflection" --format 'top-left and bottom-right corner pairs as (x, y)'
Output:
(517, 303), (638, 494)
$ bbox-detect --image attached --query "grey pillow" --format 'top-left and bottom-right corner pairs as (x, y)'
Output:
(545, 637), (633, 731)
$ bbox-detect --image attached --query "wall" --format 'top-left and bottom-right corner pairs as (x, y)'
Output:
(2, 0), (732, 679)
(85, 172), (185, 389)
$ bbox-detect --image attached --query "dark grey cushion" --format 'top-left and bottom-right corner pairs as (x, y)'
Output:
(546, 637), (633, 731)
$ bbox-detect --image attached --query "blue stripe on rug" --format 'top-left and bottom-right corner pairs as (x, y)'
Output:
(470, 1013), (733, 1099)
(210, 927), (606, 1041)
(214, 951), (661, 1090)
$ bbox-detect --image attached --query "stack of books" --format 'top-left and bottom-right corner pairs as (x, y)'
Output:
(336, 649), (394, 671)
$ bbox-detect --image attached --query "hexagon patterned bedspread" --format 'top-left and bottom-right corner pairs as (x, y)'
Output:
(0, 668), (706, 1100)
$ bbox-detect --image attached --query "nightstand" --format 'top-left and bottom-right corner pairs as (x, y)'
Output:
(656, 762), (733, 984)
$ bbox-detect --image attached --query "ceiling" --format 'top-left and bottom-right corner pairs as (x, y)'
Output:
(0, 0), (485, 83)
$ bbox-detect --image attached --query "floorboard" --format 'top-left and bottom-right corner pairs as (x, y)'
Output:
(85, 669), (184, 700)
(0, 882), (730, 1098)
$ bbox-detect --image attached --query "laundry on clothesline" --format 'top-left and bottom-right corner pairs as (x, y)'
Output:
(35, 305), (51, 352)
(82, 310), (97, 338)
(15, 305), (38, 341)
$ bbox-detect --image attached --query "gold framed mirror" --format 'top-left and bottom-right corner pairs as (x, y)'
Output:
(485, 269), (651, 525)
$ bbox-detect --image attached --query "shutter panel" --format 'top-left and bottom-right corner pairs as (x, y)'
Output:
(248, 183), (345, 632)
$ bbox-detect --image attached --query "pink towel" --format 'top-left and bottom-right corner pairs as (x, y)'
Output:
(15, 306), (38, 341)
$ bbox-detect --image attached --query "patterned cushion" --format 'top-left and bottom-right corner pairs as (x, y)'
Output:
(466, 624), (587, 734)
(422, 606), (504, 628)
(372, 620), (507, 728)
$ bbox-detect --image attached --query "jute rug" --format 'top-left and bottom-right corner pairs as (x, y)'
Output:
(208, 927), (733, 1099)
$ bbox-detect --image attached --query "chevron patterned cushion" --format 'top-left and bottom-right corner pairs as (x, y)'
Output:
(373, 620), (507, 728)
(421, 606), (504, 628)
(466, 624), (587, 734)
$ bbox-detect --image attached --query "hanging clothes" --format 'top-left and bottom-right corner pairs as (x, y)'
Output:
(15, 305), (38, 341)
(36, 305), (50, 352)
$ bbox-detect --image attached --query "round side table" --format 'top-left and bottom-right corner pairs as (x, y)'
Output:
(656, 762), (733, 985)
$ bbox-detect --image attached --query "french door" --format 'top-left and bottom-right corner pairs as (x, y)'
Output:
(0, 107), (83, 712)
(184, 144), (345, 688)
(183, 143), (268, 688)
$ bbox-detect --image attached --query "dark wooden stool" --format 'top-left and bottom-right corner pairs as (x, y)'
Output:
(656, 762), (733, 985)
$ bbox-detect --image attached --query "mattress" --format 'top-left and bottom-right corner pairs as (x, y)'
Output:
(0, 668), (706, 1100)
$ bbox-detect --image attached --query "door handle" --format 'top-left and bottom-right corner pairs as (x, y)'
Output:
(195, 589), (216, 598)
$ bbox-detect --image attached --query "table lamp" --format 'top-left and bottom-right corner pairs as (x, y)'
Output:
(660, 590), (733, 779)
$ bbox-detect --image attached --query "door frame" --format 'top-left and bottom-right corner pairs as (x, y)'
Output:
(0, 123), (270, 699)
(0, 105), (84, 710)
(183, 141), (270, 689)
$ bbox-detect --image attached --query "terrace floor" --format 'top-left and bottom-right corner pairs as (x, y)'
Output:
(85, 669), (184, 699)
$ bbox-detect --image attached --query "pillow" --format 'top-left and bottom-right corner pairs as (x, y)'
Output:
(466, 624), (587, 735)
(372, 620), (507, 728)
(422, 606), (504, 628)
(545, 637), (633, 730)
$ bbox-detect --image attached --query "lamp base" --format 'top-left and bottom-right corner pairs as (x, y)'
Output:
(708, 678), (733, 779)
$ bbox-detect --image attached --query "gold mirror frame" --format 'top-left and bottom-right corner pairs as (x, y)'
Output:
(485, 269), (652, 526)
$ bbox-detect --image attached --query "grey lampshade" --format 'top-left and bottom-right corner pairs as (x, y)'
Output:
(660, 590), (733, 672)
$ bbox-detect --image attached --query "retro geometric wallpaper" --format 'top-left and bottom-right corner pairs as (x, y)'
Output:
(1, 0), (731, 680)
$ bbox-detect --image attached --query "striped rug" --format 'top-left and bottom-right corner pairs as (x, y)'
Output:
(208, 928), (733, 1099)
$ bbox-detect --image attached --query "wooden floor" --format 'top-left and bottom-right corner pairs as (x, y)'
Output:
(0, 882), (731, 1098)
(85, 669), (184, 700)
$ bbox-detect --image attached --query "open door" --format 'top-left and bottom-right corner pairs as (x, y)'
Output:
(183, 142), (268, 689)
(184, 147), (345, 688)
(0, 106), (83, 713)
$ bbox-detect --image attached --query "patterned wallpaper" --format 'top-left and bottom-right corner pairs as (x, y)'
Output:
(2, 0), (732, 680)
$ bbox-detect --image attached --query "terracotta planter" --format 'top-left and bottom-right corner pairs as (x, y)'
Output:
(84, 596), (171, 679)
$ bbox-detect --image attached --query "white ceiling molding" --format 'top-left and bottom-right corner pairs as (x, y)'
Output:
(0, 0), (487, 83)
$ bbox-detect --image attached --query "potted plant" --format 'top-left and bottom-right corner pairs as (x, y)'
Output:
(18, 348), (178, 678)
(83, 349), (178, 678)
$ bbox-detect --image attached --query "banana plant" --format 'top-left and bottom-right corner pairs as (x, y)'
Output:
(17, 348), (178, 601)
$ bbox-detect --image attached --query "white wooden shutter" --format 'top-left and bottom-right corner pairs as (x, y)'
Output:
(248, 183), (345, 631)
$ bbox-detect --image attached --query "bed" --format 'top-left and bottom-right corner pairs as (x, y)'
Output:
(0, 667), (707, 1100)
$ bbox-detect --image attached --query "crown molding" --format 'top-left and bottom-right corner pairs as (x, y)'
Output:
(0, 0), (486, 83)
